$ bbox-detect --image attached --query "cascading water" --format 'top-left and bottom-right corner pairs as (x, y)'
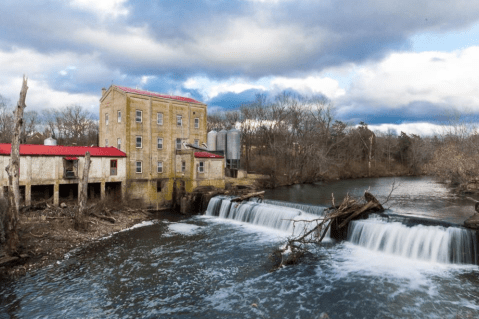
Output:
(206, 196), (329, 237)
(348, 218), (478, 265)
(252, 198), (327, 216)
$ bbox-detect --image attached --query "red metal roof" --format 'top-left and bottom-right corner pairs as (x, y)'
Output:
(0, 144), (126, 157)
(194, 152), (224, 159)
(64, 156), (78, 160)
(115, 85), (202, 104)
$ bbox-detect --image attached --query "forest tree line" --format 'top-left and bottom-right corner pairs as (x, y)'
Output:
(208, 93), (478, 188)
(0, 95), (98, 146)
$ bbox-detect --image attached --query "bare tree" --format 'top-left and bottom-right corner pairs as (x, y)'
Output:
(4, 76), (28, 252)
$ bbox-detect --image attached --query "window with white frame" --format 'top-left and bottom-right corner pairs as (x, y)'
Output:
(105, 113), (109, 126)
(105, 139), (108, 147)
(194, 139), (199, 147)
(117, 138), (121, 150)
(181, 161), (186, 172)
(136, 161), (142, 173)
(177, 115), (182, 126)
(136, 110), (142, 123)
(117, 111), (121, 123)
(157, 138), (163, 149)
(157, 161), (163, 173)
(176, 138), (182, 150)
(194, 118), (199, 128)
(157, 112), (163, 125)
(136, 136), (142, 148)
(198, 161), (205, 173)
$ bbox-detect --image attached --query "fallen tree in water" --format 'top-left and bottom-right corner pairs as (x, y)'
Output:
(271, 191), (384, 269)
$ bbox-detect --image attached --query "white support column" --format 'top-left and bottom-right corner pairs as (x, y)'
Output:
(25, 184), (31, 206)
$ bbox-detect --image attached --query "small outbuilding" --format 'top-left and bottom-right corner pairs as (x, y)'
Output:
(0, 144), (126, 206)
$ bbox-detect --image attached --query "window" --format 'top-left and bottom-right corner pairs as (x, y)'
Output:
(136, 161), (142, 173)
(117, 111), (121, 123)
(177, 115), (182, 126)
(194, 118), (199, 128)
(176, 138), (182, 150)
(156, 180), (162, 192)
(181, 161), (186, 172)
(157, 138), (163, 149)
(105, 139), (108, 147)
(117, 138), (121, 150)
(105, 113), (109, 125)
(136, 136), (142, 148)
(198, 161), (204, 173)
(194, 139), (199, 147)
(157, 161), (163, 173)
(157, 112), (163, 125)
(136, 110), (142, 123)
(110, 159), (117, 175)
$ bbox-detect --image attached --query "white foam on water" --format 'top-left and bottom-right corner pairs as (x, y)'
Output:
(168, 223), (202, 235)
(120, 220), (156, 232)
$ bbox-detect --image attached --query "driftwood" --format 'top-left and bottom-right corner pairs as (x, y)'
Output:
(90, 212), (116, 223)
(230, 191), (265, 202)
(272, 191), (384, 269)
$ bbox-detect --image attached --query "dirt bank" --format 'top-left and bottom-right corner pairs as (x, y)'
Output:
(0, 200), (157, 279)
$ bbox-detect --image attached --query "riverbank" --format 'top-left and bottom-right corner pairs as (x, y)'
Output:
(227, 171), (424, 190)
(0, 200), (156, 279)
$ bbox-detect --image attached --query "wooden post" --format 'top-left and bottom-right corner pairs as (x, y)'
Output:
(4, 75), (28, 252)
(76, 152), (91, 228)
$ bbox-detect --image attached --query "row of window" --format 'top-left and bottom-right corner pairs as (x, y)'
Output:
(135, 161), (204, 173)
(105, 111), (200, 128)
(104, 138), (122, 149)
(106, 137), (200, 150)
(135, 137), (199, 149)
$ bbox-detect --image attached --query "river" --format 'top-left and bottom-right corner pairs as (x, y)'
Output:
(0, 176), (478, 318)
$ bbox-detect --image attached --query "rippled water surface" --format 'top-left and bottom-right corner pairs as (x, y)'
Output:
(0, 176), (478, 318)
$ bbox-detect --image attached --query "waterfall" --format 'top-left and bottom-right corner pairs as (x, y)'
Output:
(253, 198), (327, 216)
(205, 196), (329, 237)
(348, 219), (478, 265)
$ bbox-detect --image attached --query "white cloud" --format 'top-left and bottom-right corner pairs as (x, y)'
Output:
(345, 46), (479, 111)
(183, 76), (267, 100)
(368, 122), (444, 136)
(0, 47), (104, 111)
(70, 0), (129, 19)
(271, 76), (346, 99)
(184, 74), (345, 102)
(73, 26), (185, 64)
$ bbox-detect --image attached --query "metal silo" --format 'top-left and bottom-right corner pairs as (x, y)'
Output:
(44, 137), (57, 146)
(216, 129), (227, 152)
(207, 130), (217, 151)
(226, 128), (240, 160)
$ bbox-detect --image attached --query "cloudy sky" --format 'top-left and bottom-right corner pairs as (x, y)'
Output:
(2, 0), (479, 135)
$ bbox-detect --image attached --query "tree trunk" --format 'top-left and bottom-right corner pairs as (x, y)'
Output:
(4, 75), (28, 253)
(76, 151), (91, 229)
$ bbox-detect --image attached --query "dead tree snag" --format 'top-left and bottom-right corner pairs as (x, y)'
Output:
(76, 151), (91, 229)
(4, 75), (28, 253)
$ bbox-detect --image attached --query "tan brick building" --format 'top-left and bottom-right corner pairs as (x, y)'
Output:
(99, 85), (225, 207)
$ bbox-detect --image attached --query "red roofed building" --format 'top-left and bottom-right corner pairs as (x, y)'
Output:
(0, 143), (127, 206)
(99, 85), (225, 208)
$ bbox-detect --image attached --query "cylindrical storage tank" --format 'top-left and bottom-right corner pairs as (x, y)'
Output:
(216, 129), (227, 152)
(226, 128), (240, 160)
(207, 130), (217, 151)
(44, 137), (57, 146)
